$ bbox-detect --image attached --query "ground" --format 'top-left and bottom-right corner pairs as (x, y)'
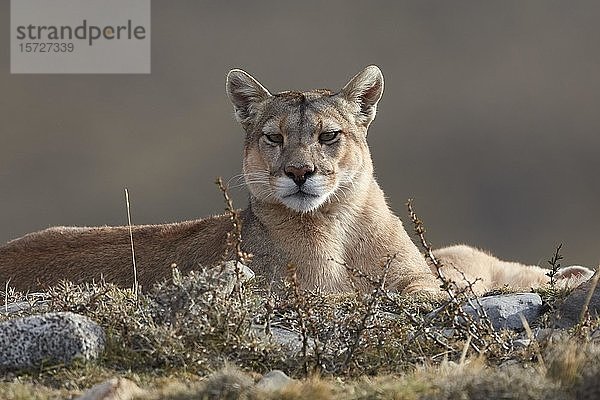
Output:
(0, 263), (599, 400)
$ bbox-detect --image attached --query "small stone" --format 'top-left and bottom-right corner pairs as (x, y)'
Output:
(217, 261), (255, 295)
(513, 339), (531, 349)
(256, 370), (294, 391)
(461, 293), (543, 330)
(533, 328), (560, 342)
(0, 312), (105, 369)
(76, 378), (145, 400)
(0, 293), (49, 315)
(251, 325), (314, 354)
(441, 328), (455, 338)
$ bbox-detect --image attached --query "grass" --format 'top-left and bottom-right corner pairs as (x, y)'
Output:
(0, 265), (598, 399)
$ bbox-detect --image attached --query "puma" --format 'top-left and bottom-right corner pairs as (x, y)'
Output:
(0, 66), (592, 294)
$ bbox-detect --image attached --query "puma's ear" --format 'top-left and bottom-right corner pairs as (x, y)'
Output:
(340, 65), (384, 128)
(226, 69), (272, 128)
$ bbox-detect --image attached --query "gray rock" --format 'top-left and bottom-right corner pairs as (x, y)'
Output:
(251, 325), (314, 354)
(514, 327), (569, 346)
(512, 338), (531, 349)
(215, 261), (255, 295)
(0, 312), (105, 369)
(532, 328), (568, 343)
(554, 274), (600, 328)
(461, 293), (543, 330)
(0, 293), (49, 315)
(441, 328), (455, 338)
(255, 370), (294, 391)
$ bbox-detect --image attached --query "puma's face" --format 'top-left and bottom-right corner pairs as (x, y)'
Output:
(227, 66), (384, 213)
(241, 91), (370, 213)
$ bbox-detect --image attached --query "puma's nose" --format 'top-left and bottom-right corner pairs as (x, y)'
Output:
(284, 165), (315, 186)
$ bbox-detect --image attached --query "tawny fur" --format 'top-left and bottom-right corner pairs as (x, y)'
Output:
(0, 66), (592, 294)
(0, 217), (232, 291)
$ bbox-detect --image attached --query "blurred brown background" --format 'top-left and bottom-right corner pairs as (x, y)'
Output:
(1, 1), (598, 268)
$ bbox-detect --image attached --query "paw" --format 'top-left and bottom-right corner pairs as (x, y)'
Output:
(553, 265), (595, 288)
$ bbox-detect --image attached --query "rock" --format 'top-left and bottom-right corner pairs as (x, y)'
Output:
(554, 274), (600, 328)
(0, 312), (105, 369)
(1, 301), (39, 314)
(0, 293), (49, 315)
(256, 370), (294, 391)
(512, 338), (531, 349)
(217, 261), (255, 295)
(461, 293), (543, 330)
(441, 328), (455, 338)
(76, 378), (145, 400)
(532, 328), (569, 343)
(513, 327), (569, 346)
(251, 325), (314, 354)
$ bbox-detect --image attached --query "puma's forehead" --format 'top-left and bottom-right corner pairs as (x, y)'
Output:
(257, 89), (355, 137)
(268, 89), (338, 113)
(274, 88), (334, 101)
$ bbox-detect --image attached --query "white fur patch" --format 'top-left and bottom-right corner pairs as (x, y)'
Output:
(273, 175), (335, 213)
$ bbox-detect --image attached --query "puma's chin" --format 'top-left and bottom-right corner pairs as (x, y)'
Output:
(271, 175), (334, 213)
(279, 191), (327, 213)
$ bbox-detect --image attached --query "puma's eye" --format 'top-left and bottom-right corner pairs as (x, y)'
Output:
(319, 130), (341, 144)
(264, 133), (284, 144)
